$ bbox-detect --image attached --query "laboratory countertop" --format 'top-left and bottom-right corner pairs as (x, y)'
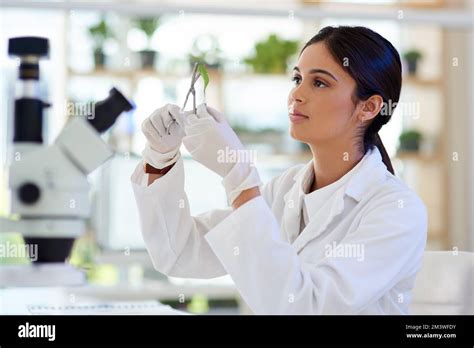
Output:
(0, 286), (184, 315)
(0, 279), (239, 315)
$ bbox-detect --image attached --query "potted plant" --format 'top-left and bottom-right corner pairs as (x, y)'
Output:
(403, 49), (423, 76)
(188, 34), (223, 70)
(88, 17), (114, 69)
(133, 17), (160, 69)
(243, 34), (299, 74)
(398, 129), (423, 152)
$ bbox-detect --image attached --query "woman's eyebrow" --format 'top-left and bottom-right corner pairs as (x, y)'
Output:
(293, 66), (338, 82)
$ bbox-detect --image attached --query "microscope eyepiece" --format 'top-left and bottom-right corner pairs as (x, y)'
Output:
(8, 37), (50, 144)
(88, 88), (135, 133)
(8, 37), (49, 80)
(8, 36), (49, 57)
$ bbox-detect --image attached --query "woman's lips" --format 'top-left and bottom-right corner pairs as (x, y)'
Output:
(289, 113), (309, 123)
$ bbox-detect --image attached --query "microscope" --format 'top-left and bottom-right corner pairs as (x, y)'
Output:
(0, 37), (134, 287)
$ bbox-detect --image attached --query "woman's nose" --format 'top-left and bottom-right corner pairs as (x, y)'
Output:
(290, 85), (306, 104)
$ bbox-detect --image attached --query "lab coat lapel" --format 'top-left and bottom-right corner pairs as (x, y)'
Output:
(282, 184), (303, 244)
(281, 161), (313, 244)
(291, 147), (388, 254)
(292, 187), (346, 254)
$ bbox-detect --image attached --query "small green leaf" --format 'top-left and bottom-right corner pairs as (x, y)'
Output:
(197, 63), (209, 91)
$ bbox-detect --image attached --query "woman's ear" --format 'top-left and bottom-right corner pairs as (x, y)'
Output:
(358, 95), (384, 123)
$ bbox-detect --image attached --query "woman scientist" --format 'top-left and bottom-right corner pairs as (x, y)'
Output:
(131, 26), (427, 314)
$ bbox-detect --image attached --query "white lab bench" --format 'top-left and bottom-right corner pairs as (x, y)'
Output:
(0, 278), (241, 315)
(0, 286), (182, 315)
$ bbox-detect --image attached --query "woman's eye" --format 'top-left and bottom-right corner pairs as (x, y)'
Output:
(291, 76), (327, 88)
(314, 79), (327, 88)
(291, 76), (301, 85)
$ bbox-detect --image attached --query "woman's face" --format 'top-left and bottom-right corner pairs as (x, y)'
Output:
(288, 42), (361, 147)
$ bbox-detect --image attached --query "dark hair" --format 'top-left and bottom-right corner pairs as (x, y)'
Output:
(300, 26), (401, 175)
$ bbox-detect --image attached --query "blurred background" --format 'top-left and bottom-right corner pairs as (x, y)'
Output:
(0, 0), (473, 314)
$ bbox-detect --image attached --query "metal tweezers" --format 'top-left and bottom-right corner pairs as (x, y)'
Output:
(164, 62), (201, 135)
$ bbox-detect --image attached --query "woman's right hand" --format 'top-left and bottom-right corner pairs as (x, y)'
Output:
(141, 103), (188, 169)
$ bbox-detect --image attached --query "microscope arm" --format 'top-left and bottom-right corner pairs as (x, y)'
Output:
(55, 117), (113, 175)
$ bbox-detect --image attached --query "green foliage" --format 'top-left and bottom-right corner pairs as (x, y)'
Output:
(197, 63), (209, 91)
(88, 17), (114, 50)
(398, 129), (423, 152)
(403, 49), (423, 62)
(133, 17), (160, 39)
(399, 129), (422, 142)
(244, 34), (299, 74)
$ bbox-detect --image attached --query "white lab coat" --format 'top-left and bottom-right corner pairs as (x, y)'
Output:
(131, 147), (427, 314)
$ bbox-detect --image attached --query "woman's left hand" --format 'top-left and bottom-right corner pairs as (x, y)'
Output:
(176, 103), (262, 205)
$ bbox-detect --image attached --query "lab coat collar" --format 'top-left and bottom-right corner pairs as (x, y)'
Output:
(283, 147), (388, 250)
(344, 146), (387, 202)
(292, 146), (386, 202)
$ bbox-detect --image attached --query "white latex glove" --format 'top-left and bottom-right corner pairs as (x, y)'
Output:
(176, 103), (262, 205)
(141, 104), (188, 169)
